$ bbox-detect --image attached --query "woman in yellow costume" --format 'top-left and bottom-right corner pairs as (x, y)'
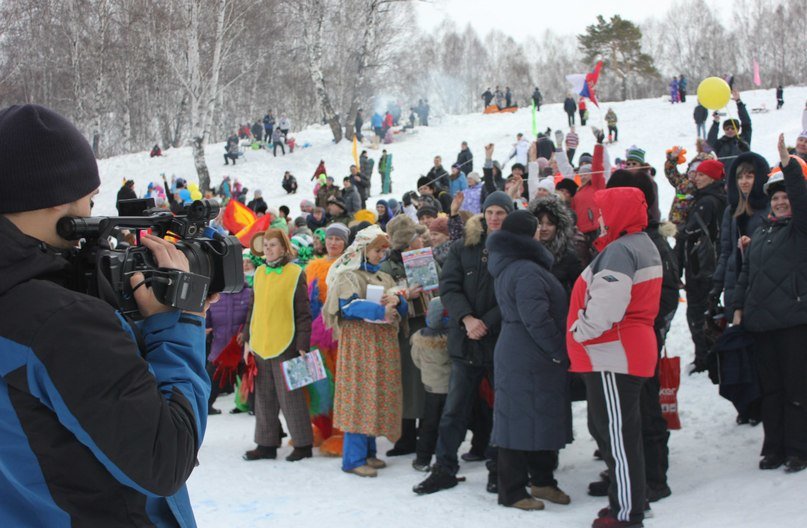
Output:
(242, 228), (314, 462)
(323, 225), (408, 477)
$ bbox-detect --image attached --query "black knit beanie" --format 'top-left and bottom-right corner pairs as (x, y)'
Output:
(501, 209), (538, 238)
(0, 104), (100, 213)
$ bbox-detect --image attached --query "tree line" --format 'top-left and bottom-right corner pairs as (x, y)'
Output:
(0, 0), (804, 187)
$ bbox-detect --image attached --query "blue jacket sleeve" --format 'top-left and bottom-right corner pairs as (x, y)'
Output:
(339, 295), (386, 321)
(21, 301), (209, 499)
(397, 296), (408, 318)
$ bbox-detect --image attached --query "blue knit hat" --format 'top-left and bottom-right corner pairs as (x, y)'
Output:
(425, 297), (449, 331)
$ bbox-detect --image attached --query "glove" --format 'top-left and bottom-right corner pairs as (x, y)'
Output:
(665, 146), (687, 165)
(706, 287), (722, 312)
(594, 128), (605, 144)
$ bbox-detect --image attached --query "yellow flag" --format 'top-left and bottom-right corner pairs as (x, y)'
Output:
(352, 135), (359, 167)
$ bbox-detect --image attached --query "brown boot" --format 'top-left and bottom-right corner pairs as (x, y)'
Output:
(531, 485), (571, 505)
(243, 445), (277, 461)
(286, 446), (313, 462)
(344, 464), (378, 478)
(509, 497), (545, 511)
(365, 457), (387, 469)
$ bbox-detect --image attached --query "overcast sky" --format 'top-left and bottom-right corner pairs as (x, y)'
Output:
(415, 0), (737, 40)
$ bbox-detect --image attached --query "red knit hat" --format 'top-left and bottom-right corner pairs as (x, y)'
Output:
(698, 159), (724, 180)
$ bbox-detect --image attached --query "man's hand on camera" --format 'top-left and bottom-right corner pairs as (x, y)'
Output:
(130, 234), (218, 318)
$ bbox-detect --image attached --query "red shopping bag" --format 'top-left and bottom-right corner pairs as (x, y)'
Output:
(659, 347), (681, 430)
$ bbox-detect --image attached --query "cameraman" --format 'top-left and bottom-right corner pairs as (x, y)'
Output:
(0, 105), (213, 526)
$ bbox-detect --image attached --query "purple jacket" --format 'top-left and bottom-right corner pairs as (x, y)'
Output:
(205, 286), (253, 361)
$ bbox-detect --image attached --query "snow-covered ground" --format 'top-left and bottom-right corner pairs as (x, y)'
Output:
(96, 88), (807, 527)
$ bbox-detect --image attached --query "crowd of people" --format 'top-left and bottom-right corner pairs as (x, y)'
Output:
(110, 89), (807, 528)
(6, 84), (807, 528)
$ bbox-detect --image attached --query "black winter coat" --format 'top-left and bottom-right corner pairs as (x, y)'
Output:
(647, 221), (680, 330)
(713, 152), (770, 316)
(563, 97), (576, 115)
(456, 148), (473, 173)
(707, 101), (752, 163)
(684, 181), (727, 280)
(734, 158), (807, 331)
(537, 136), (555, 160)
(486, 230), (572, 451)
(693, 104), (708, 124)
(439, 215), (501, 366)
(116, 185), (137, 211)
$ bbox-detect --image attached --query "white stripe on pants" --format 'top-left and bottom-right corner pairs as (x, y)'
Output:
(603, 371), (632, 522)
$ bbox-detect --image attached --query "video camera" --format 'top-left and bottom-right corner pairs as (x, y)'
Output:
(57, 198), (243, 319)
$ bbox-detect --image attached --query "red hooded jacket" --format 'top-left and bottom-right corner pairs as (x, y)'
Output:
(566, 187), (662, 377)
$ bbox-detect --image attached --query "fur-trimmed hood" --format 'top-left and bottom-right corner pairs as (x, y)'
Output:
(726, 151), (770, 211)
(463, 213), (486, 247)
(528, 195), (576, 260)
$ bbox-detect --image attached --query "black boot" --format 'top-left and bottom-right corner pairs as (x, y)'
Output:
(286, 446), (313, 462)
(387, 419), (417, 456)
(486, 471), (498, 494)
(588, 472), (610, 496)
(785, 456), (807, 473)
(243, 445), (277, 461)
(759, 454), (785, 470)
(412, 465), (458, 495)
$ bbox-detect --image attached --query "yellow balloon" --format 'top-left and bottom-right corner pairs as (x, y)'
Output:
(697, 77), (731, 110)
(187, 183), (202, 200)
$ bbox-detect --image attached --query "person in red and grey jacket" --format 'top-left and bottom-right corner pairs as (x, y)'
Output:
(566, 187), (662, 528)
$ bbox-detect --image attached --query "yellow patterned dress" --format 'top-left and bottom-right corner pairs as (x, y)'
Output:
(330, 269), (403, 442)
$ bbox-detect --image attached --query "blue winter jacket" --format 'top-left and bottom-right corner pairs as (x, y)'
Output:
(0, 216), (209, 527)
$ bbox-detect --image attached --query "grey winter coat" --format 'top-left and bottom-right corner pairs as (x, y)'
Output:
(713, 152), (770, 316)
(342, 185), (362, 214)
(359, 155), (374, 192)
(486, 229), (573, 451)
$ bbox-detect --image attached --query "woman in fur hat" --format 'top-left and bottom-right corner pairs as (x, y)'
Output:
(529, 195), (582, 295)
(323, 226), (409, 477)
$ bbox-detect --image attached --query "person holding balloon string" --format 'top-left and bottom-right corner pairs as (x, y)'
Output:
(698, 77), (753, 164)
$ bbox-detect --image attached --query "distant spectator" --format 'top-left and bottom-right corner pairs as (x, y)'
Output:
(282, 172), (298, 194)
(247, 190), (267, 212)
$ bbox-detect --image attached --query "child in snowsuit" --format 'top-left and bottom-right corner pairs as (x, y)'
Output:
(410, 297), (451, 471)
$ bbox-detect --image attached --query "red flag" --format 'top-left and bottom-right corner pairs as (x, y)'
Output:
(222, 199), (256, 234)
(582, 61), (603, 108)
(236, 214), (272, 247)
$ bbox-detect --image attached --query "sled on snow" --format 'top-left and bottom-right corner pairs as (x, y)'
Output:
(483, 105), (519, 114)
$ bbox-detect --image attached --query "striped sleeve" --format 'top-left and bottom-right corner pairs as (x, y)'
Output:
(571, 243), (635, 343)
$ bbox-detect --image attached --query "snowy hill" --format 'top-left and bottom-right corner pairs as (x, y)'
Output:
(96, 88), (807, 528)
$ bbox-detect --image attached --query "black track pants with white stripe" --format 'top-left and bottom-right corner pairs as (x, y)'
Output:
(583, 372), (646, 524)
